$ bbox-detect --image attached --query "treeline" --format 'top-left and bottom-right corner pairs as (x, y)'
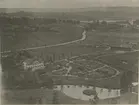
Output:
(0, 16), (57, 26)
(0, 16), (80, 26)
(85, 20), (139, 32)
(1, 25), (60, 32)
(0, 16), (80, 32)
(58, 19), (80, 24)
(2, 50), (32, 72)
(85, 20), (123, 32)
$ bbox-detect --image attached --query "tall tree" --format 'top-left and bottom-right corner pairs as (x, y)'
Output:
(52, 91), (59, 104)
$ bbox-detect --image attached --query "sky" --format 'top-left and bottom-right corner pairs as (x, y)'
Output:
(0, 0), (139, 8)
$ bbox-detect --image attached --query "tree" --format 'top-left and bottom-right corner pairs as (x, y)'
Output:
(62, 53), (65, 59)
(63, 20), (66, 23)
(28, 96), (34, 104)
(52, 91), (59, 104)
(134, 19), (139, 25)
(43, 76), (54, 89)
(77, 20), (80, 24)
(18, 50), (32, 58)
(52, 53), (56, 62)
(120, 71), (131, 93)
(49, 56), (53, 63)
(96, 20), (100, 25)
(101, 20), (107, 26)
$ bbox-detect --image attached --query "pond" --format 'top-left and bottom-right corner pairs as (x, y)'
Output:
(54, 85), (120, 101)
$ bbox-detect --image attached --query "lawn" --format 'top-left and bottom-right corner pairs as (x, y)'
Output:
(95, 51), (139, 82)
(96, 51), (138, 73)
(24, 30), (139, 63)
(27, 43), (98, 62)
(1, 23), (83, 52)
(84, 31), (139, 47)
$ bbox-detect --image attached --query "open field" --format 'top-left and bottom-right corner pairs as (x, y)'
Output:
(96, 51), (139, 73)
(84, 31), (139, 47)
(1, 23), (83, 52)
(95, 51), (139, 83)
(17, 30), (139, 63)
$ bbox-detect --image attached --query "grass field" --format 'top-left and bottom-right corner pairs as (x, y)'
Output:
(96, 52), (138, 73)
(1, 23), (83, 52)
(96, 51), (138, 82)
(84, 31), (139, 47)
(23, 30), (139, 63)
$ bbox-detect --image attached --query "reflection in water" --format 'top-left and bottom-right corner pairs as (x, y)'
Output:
(54, 85), (120, 100)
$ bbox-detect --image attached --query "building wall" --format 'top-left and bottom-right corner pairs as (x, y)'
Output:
(23, 60), (45, 71)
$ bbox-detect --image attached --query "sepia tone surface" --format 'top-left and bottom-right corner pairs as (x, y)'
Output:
(0, 0), (139, 104)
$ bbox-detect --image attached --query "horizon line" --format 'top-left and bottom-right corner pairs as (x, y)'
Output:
(0, 6), (139, 9)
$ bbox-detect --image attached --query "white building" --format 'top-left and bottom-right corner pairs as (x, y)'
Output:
(23, 58), (45, 71)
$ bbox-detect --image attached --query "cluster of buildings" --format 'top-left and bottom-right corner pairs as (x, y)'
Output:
(22, 58), (45, 72)
(81, 19), (139, 28)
